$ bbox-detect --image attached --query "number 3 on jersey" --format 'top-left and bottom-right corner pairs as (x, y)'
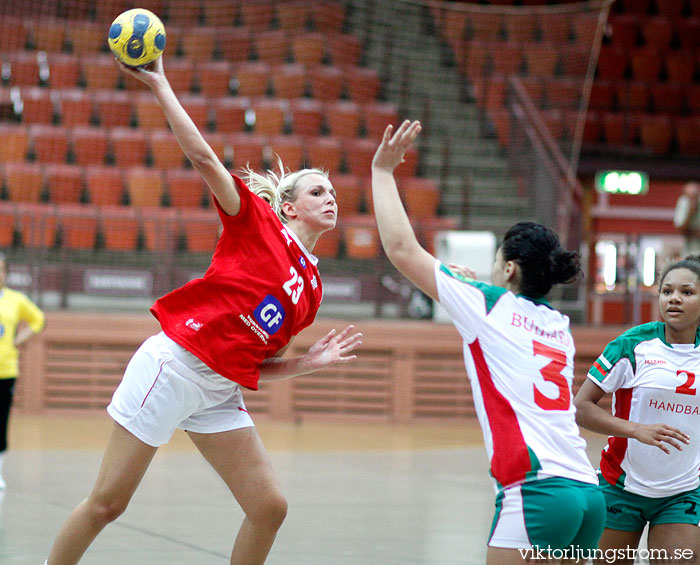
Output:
(532, 340), (571, 411)
(283, 266), (304, 304)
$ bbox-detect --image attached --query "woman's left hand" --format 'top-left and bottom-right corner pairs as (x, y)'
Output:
(301, 325), (363, 372)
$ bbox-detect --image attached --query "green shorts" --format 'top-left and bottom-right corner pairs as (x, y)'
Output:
(599, 473), (700, 531)
(489, 477), (606, 550)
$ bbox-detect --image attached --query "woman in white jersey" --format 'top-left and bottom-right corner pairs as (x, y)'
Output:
(46, 56), (362, 565)
(575, 255), (700, 564)
(371, 120), (604, 564)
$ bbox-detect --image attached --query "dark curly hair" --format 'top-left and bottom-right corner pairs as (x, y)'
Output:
(501, 222), (582, 298)
(658, 254), (700, 291)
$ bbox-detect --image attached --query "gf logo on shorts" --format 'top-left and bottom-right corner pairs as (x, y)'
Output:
(254, 295), (286, 335)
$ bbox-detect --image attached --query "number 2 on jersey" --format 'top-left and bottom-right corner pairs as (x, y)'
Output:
(676, 370), (697, 395)
(283, 266), (304, 305)
(532, 340), (571, 411)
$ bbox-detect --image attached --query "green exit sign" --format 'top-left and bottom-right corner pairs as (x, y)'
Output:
(595, 170), (649, 195)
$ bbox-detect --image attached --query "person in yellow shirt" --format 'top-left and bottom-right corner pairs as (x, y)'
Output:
(0, 252), (45, 490)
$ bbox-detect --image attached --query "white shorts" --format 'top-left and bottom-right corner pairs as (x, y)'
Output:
(107, 332), (254, 447)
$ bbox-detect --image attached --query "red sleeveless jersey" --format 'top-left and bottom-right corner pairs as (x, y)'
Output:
(151, 175), (323, 390)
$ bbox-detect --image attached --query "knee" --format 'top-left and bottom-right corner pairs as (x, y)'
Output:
(87, 495), (129, 526)
(249, 491), (288, 532)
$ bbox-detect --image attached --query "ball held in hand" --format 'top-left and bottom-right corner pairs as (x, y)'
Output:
(108, 8), (166, 68)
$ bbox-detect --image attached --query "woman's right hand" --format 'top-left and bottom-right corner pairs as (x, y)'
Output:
(115, 54), (166, 89)
(631, 422), (690, 454)
(371, 120), (421, 174)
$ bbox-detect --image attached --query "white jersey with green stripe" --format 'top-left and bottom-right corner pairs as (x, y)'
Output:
(588, 321), (700, 497)
(434, 261), (597, 491)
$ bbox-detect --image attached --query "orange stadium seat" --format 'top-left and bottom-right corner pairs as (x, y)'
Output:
(71, 127), (108, 166)
(196, 61), (233, 97)
(343, 138), (376, 176)
(469, 12), (504, 41)
(0, 16), (29, 51)
(181, 27), (217, 63)
(253, 30), (291, 65)
(167, 0), (202, 25)
(504, 12), (538, 42)
(656, 0), (685, 17)
(141, 207), (180, 252)
(271, 64), (308, 99)
(362, 102), (400, 140)
(47, 54), (80, 88)
(84, 166), (125, 206)
(93, 0), (133, 23)
(639, 114), (673, 154)
(57, 89), (94, 127)
(688, 84), (700, 114)
(289, 98), (323, 136)
(641, 16), (673, 52)
(400, 177), (440, 219)
(218, 27), (254, 63)
(0, 124), (29, 163)
(99, 205), (141, 251)
(57, 203), (98, 250)
(524, 44), (560, 77)
(16, 202), (57, 248)
(29, 124), (69, 164)
(81, 55), (122, 91)
(519, 77), (545, 107)
(125, 167), (165, 207)
(311, 1), (346, 34)
(608, 15), (640, 49)
(180, 208), (221, 253)
(438, 9), (468, 42)
(581, 110), (602, 143)
(305, 136), (343, 172)
(94, 91), (133, 128)
(135, 92), (169, 131)
(268, 134), (305, 170)
(165, 58), (195, 93)
(275, 1), (311, 31)
(292, 33), (326, 65)
(68, 22), (106, 55)
(325, 33), (363, 66)
(234, 62), (271, 97)
(109, 128), (148, 167)
(44, 163), (84, 204)
(4, 162), (44, 203)
(181, 95), (209, 131)
(675, 17), (700, 50)
(490, 42), (525, 76)
(395, 147), (419, 178)
(239, 0), (275, 29)
(544, 78), (584, 111)
(249, 98), (287, 135)
(344, 67), (381, 104)
(674, 116), (700, 156)
(343, 214), (380, 259)
(616, 81), (650, 112)
(588, 81), (616, 111)
(665, 50), (696, 84)
(650, 83), (686, 114)
(559, 44), (594, 77)
(149, 130), (186, 169)
(537, 13), (573, 43)
(617, 0), (652, 15)
(331, 173), (363, 216)
(229, 132), (265, 170)
(572, 13), (599, 45)
(325, 100), (361, 139)
(165, 169), (207, 209)
(202, 0), (238, 26)
(308, 65), (344, 101)
(20, 88), (54, 125)
(596, 45), (629, 81)
(5, 52), (40, 87)
(0, 203), (17, 247)
(212, 97), (248, 133)
(631, 46), (662, 82)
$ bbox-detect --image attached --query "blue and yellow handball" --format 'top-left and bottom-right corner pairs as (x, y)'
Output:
(108, 8), (166, 67)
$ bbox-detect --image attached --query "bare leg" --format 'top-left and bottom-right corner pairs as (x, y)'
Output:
(188, 427), (288, 565)
(648, 523), (700, 564)
(593, 528), (644, 565)
(47, 422), (158, 564)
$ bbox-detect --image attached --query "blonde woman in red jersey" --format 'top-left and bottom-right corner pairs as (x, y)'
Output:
(46, 56), (362, 565)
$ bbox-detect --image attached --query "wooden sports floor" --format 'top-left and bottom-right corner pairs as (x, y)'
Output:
(0, 413), (608, 565)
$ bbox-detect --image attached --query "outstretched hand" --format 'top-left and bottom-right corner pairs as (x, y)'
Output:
(448, 263), (477, 280)
(632, 422), (690, 454)
(114, 54), (165, 88)
(372, 120), (422, 174)
(300, 325), (363, 373)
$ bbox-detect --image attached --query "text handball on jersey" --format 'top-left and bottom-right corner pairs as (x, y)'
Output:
(108, 8), (166, 67)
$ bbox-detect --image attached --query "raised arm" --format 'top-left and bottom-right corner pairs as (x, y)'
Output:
(371, 121), (438, 301)
(118, 57), (241, 216)
(574, 378), (690, 454)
